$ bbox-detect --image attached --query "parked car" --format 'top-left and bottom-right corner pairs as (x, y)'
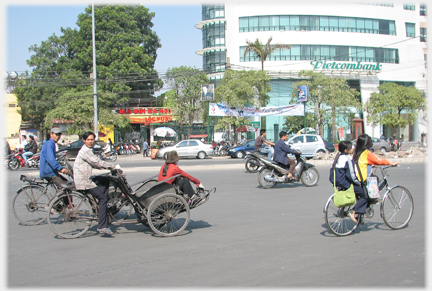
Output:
(323, 140), (335, 153)
(57, 139), (102, 160)
(156, 139), (213, 160)
(285, 134), (327, 158)
(352, 137), (391, 153)
(227, 140), (255, 158)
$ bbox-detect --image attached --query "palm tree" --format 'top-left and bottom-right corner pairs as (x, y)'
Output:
(243, 37), (291, 71)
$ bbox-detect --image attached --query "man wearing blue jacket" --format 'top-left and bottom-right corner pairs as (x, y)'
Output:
(273, 131), (301, 181)
(40, 127), (70, 186)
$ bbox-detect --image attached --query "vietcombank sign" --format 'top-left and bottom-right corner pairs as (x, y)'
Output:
(310, 60), (382, 72)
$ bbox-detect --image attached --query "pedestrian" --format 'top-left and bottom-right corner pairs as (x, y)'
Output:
(142, 139), (149, 157)
(73, 131), (121, 236)
(39, 127), (70, 190)
(380, 133), (386, 141)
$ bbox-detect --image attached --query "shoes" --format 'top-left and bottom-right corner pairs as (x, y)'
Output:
(348, 210), (358, 224)
(97, 228), (114, 235)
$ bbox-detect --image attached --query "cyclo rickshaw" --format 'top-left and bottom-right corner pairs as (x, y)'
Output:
(46, 169), (215, 238)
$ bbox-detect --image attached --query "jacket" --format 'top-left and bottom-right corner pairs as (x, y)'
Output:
(158, 163), (200, 186)
(73, 144), (116, 190)
(39, 139), (63, 178)
(27, 140), (38, 154)
(329, 153), (361, 190)
(355, 149), (390, 182)
(273, 139), (298, 165)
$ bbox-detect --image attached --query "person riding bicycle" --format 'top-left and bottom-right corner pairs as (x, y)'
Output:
(73, 131), (121, 236)
(273, 131), (301, 181)
(158, 150), (204, 204)
(349, 134), (398, 223)
(254, 129), (275, 161)
(328, 140), (361, 190)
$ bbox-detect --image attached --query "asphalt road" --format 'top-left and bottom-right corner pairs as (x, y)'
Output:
(5, 154), (426, 287)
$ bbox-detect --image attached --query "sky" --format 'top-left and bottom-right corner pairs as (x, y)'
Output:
(5, 3), (203, 76)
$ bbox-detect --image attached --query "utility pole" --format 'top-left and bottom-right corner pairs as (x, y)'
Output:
(92, 3), (98, 139)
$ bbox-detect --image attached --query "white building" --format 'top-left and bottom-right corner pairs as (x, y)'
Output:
(195, 3), (428, 142)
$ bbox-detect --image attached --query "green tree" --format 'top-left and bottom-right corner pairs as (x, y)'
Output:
(14, 4), (161, 134)
(164, 66), (210, 127)
(290, 70), (361, 138)
(214, 69), (270, 144)
(283, 115), (315, 134)
(365, 82), (426, 137)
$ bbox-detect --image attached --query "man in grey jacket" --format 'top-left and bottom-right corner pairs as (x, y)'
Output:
(74, 131), (120, 236)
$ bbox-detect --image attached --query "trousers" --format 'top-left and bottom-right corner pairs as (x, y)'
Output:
(175, 177), (196, 198)
(87, 177), (110, 229)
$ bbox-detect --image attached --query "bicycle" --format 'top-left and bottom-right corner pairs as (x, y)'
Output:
(46, 169), (215, 239)
(12, 175), (59, 225)
(323, 165), (414, 236)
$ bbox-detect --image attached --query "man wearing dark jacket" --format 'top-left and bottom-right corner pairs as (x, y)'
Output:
(273, 131), (301, 180)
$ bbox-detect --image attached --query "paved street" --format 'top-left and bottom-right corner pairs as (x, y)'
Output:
(5, 155), (426, 287)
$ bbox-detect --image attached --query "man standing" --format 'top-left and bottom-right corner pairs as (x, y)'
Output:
(254, 129), (275, 161)
(40, 127), (70, 187)
(142, 139), (149, 157)
(273, 131), (301, 180)
(240, 135), (247, 144)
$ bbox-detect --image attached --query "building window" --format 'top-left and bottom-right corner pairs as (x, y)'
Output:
(405, 23), (416, 37)
(202, 22), (225, 49)
(8, 104), (16, 107)
(203, 49), (226, 73)
(239, 15), (396, 35)
(403, 4), (415, 10)
(420, 27), (427, 42)
(240, 45), (398, 64)
(202, 5), (224, 21)
(420, 4), (427, 16)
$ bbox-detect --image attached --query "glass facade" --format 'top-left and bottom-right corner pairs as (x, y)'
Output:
(420, 27), (427, 42)
(202, 22), (225, 49)
(203, 49), (226, 73)
(405, 22), (415, 37)
(403, 4), (415, 10)
(202, 5), (225, 21)
(420, 4), (427, 16)
(239, 15), (396, 35)
(241, 45), (399, 64)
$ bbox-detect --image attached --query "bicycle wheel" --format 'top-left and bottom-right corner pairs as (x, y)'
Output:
(300, 167), (319, 187)
(258, 168), (277, 189)
(381, 186), (414, 230)
(47, 192), (95, 239)
(107, 189), (133, 222)
(147, 193), (190, 236)
(13, 185), (50, 225)
(325, 194), (360, 236)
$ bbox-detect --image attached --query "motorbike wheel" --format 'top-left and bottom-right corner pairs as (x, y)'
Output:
(300, 167), (319, 187)
(245, 158), (260, 173)
(8, 158), (20, 171)
(258, 168), (277, 189)
(110, 152), (118, 162)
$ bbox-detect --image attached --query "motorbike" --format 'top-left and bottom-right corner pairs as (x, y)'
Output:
(8, 149), (41, 171)
(98, 150), (118, 162)
(257, 153), (319, 189)
(388, 138), (400, 151)
(244, 151), (269, 173)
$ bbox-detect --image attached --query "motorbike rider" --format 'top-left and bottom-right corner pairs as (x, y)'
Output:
(255, 129), (275, 161)
(74, 131), (121, 236)
(22, 135), (38, 166)
(273, 131), (301, 181)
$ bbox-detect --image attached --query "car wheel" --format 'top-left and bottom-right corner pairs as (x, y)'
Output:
(316, 150), (326, 154)
(235, 151), (245, 159)
(197, 151), (206, 159)
(380, 147), (387, 153)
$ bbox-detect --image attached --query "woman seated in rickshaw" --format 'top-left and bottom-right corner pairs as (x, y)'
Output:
(158, 151), (204, 204)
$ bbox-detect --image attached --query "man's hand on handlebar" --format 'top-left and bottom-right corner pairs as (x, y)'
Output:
(60, 168), (70, 176)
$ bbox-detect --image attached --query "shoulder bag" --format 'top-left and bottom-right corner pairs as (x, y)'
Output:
(332, 159), (356, 208)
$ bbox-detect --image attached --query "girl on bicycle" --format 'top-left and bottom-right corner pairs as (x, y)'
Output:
(350, 134), (398, 223)
(329, 140), (361, 191)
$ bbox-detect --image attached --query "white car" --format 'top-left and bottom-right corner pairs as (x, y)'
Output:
(286, 134), (327, 158)
(156, 139), (214, 160)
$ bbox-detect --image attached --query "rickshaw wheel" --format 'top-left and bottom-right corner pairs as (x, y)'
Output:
(147, 193), (190, 236)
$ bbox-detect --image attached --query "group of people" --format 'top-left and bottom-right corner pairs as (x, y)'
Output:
(330, 133), (398, 223)
(38, 127), (205, 237)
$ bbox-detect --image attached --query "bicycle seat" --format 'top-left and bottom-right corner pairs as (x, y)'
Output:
(20, 175), (46, 184)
